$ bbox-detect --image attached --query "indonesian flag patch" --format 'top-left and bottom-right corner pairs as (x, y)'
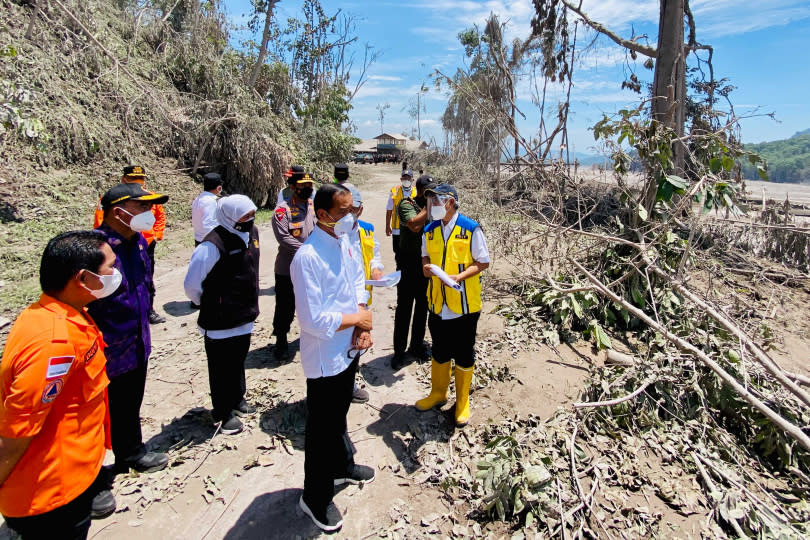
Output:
(46, 356), (74, 379)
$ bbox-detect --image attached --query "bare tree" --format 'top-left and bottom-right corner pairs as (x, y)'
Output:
(376, 102), (390, 134)
(247, 0), (280, 90)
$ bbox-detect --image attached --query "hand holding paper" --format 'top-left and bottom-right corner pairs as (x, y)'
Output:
(365, 270), (401, 288)
(427, 264), (462, 291)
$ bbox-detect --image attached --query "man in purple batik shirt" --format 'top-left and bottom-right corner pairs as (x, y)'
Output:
(88, 183), (170, 476)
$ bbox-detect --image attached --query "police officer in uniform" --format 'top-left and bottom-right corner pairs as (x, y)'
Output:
(416, 184), (490, 427)
(271, 173), (316, 360)
(277, 165), (311, 206)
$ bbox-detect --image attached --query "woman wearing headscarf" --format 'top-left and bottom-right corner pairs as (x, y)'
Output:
(184, 194), (260, 435)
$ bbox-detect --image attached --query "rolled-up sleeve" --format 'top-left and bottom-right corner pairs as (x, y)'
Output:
(291, 250), (342, 339)
(471, 227), (491, 263)
(370, 236), (383, 271)
(184, 242), (220, 305)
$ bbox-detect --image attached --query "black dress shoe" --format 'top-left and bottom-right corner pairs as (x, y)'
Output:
(118, 451), (169, 473)
(273, 335), (289, 360)
(148, 310), (166, 324)
(391, 353), (407, 370)
(233, 399), (257, 417)
(91, 489), (116, 519)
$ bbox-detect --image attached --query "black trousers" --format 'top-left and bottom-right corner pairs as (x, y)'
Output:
(204, 333), (251, 422)
(272, 273), (295, 337)
(428, 311), (481, 368)
(393, 257), (428, 355)
(392, 234), (401, 269)
(146, 240), (156, 310)
(2, 470), (106, 540)
(108, 362), (147, 462)
(303, 358), (358, 513)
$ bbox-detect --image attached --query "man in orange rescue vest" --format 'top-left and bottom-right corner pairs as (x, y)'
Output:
(94, 165), (167, 324)
(0, 231), (118, 539)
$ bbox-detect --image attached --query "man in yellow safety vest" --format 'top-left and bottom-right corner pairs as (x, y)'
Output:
(416, 183), (490, 427)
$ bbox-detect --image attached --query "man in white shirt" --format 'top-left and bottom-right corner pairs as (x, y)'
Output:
(290, 184), (375, 533)
(191, 173), (222, 246)
(184, 195), (260, 436)
(418, 184), (490, 427)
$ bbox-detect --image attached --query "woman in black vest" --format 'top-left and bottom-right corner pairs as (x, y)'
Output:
(184, 195), (260, 435)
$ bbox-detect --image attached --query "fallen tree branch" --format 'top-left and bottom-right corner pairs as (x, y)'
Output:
(570, 258), (810, 454)
(648, 266), (810, 409)
(573, 377), (654, 409)
(51, 0), (180, 129)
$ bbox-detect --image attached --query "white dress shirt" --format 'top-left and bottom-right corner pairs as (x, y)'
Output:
(421, 211), (490, 320)
(184, 240), (254, 339)
(386, 185), (413, 235)
(192, 191), (219, 242)
(290, 227), (366, 379)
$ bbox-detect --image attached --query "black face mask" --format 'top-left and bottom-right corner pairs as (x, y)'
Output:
(233, 219), (254, 232)
(296, 187), (314, 199)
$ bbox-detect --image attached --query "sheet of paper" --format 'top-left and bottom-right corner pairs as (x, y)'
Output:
(365, 270), (401, 288)
(427, 264), (462, 291)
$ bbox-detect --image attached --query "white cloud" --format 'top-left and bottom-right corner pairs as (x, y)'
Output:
(369, 75), (403, 82)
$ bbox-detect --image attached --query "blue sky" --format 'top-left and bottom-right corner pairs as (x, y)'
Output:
(224, 0), (810, 155)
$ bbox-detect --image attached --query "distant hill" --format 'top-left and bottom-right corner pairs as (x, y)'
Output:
(742, 132), (810, 184)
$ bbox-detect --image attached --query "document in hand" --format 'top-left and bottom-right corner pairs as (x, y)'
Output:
(365, 271), (401, 288)
(427, 264), (462, 291)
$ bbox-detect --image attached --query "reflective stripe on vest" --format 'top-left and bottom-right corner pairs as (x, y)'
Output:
(424, 214), (482, 315)
(359, 222), (375, 306)
(390, 186), (404, 229)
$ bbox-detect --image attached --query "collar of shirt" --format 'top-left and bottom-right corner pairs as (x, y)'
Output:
(441, 211), (460, 242)
(37, 294), (95, 329)
(96, 222), (138, 248)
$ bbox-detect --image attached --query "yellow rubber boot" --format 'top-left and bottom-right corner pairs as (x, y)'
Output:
(454, 365), (474, 426)
(415, 359), (451, 411)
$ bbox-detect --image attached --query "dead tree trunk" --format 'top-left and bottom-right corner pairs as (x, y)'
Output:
(643, 0), (687, 214)
(248, 1), (279, 90)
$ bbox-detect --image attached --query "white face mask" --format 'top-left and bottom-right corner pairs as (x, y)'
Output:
(333, 213), (356, 237)
(118, 208), (156, 232)
(430, 203), (447, 222)
(401, 180), (412, 190)
(84, 268), (122, 299)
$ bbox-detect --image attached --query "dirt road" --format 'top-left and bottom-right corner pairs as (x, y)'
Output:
(0, 164), (594, 540)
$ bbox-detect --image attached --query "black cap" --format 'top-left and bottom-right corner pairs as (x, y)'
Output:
(401, 169), (413, 178)
(203, 172), (223, 191)
(415, 174), (434, 189)
(101, 183), (169, 211)
(425, 183), (458, 200)
(334, 163), (349, 181)
(122, 165), (147, 178)
(283, 165), (306, 181)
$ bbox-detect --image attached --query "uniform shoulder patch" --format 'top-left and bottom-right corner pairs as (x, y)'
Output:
(42, 379), (63, 403)
(46, 356), (74, 379)
(275, 207), (286, 221)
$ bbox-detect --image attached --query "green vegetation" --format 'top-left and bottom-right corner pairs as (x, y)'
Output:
(0, 0), (362, 315)
(742, 132), (810, 183)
